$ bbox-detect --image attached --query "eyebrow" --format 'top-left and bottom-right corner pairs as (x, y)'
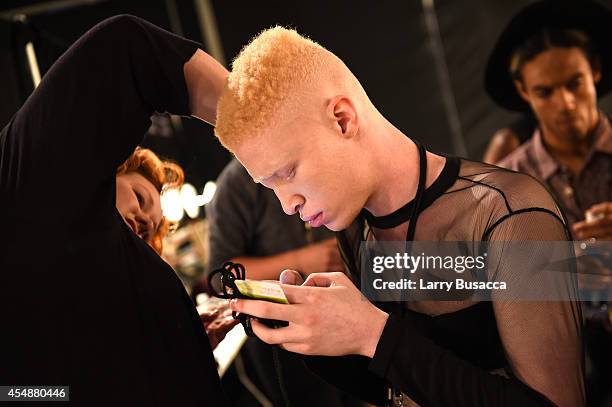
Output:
(532, 85), (551, 93)
(565, 73), (583, 83)
(532, 73), (583, 92)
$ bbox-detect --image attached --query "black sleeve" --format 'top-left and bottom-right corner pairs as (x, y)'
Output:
(367, 210), (584, 407)
(206, 159), (260, 271)
(303, 355), (388, 406)
(368, 313), (553, 406)
(0, 15), (200, 227)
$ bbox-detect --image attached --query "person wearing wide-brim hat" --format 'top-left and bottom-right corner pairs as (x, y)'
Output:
(485, 0), (612, 112)
(482, 0), (612, 163)
(489, 2), (612, 406)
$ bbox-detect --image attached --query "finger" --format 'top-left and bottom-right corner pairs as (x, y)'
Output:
(206, 316), (238, 332)
(585, 215), (612, 227)
(230, 298), (299, 322)
(573, 222), (600, 236)
(588, 226), (612, 240)
(280, 269), (304, 285)
(575, 225), (612, 240)
(303, 273), (333, 287)
(250, 319), (302, 345)
(572, 221), (587, 232)
(587, 202), (612, 216)
(198, 310), (220, 323)
(277, 283), (318, 303)
(207, 319), (238, 349)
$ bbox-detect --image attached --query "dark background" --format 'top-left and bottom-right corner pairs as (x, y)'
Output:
(2, 0), (612, 192)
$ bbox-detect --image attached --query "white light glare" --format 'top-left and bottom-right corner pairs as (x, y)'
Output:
(161, 188), (184, 222)
(181, 183), (200, 219)
(195, 181), (217, 206)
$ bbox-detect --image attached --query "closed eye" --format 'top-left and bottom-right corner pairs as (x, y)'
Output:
(135, 190), (144, 206)
(534, 87), (552, 99)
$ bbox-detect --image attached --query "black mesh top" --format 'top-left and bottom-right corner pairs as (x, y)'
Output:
(307, 154), (585, 407)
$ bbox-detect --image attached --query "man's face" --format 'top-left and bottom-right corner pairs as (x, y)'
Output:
(516, 47), (600, 143)
(233, 113), (369, 231)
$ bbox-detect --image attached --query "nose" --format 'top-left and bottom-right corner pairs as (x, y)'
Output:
(135, 212), (154, 238)
(276, 189), (304, 216)
(556, 88), (576, 110)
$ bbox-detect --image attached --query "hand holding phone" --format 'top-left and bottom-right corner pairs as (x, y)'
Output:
(234, 279), (289, 329)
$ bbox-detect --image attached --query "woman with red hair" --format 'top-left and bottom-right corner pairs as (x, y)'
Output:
(115, 147), (183, 255)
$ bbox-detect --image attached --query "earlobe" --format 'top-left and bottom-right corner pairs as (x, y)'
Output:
(327, 95), (358, 138)
(593, 69), (602, 84)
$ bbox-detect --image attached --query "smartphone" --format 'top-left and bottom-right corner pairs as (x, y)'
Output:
(234, 279), (289, 304)
(233, 279), (289, 328)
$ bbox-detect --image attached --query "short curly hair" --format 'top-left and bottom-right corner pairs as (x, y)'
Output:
(215, 26), (368, 149)
(116, 147), (184, 254)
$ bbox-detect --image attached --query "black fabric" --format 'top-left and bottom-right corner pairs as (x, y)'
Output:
(368, 312), (553, 407)
(361, 155), (460, 230)
(320, 156), (585, 406)
(0, 15), (226, 405)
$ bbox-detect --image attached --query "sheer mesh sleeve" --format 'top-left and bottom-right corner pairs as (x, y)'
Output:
(363, 215), (584, 406)
(363, 167), (585, 406)
(484, 209), (585, 407)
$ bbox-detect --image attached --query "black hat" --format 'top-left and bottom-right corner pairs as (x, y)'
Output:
(485, 0), (612, 112)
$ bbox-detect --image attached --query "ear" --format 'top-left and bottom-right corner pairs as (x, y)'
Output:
(326, 95), (358, 138)
(592, 66), (602, 85)
(513, 79), (531, 103)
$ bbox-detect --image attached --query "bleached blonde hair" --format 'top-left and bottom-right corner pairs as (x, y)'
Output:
(215, 26), (367, 149)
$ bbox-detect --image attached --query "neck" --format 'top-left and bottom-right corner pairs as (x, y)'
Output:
(363, 118), (446, 217)
(541, 111), (599, 158)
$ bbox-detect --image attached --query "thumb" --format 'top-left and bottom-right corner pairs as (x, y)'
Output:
(303, 271), (346, 287)
(279, 269), (304, 285)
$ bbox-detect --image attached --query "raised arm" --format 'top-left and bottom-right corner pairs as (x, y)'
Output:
(184, 49), (228, 124)
(1, 15), (227, 225)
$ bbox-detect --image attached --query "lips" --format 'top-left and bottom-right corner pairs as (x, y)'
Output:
(301, 212), (324, 227)
(558, 114), (579, 125)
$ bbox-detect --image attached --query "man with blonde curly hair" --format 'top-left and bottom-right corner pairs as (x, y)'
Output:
(217, 27), (397, 232)
(219, 27), (585, 406)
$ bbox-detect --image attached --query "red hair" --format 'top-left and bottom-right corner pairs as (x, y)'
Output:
(116, 147), (184, 254)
